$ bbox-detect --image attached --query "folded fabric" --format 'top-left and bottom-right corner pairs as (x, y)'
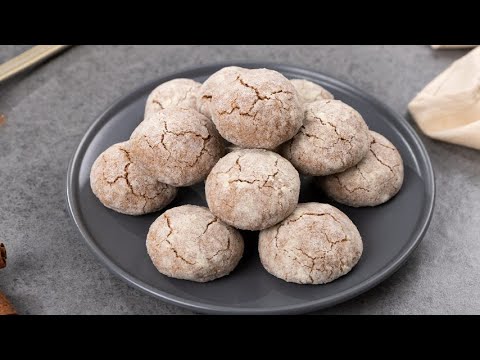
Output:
(408, 46), (480, 150)
(431, 45), (477, 50)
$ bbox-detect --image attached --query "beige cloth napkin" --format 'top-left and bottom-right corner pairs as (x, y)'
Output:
(408, 46), (480, 150)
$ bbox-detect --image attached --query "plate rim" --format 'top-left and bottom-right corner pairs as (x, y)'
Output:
(66, 61), (436, 314)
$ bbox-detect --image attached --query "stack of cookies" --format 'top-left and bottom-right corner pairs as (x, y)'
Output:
(90, 67), (404, 285)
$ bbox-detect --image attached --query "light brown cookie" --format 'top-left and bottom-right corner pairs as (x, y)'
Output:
(259, 202), (363, 284)
(144, 78), (201, 118)
(146, 205), (244, 282)
(90, 142), (177, 216)
(199, 67), (303, 149)
(318, 131), (404, 207)
(280, 99), (370, 176)
(130, 107), (225, 187)
(290, 79), (334, 104)
(205, 149), (300, 231)
(197, 66), (244, 118)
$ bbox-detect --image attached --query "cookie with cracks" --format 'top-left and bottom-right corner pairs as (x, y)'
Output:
(259, 203), (363, 284)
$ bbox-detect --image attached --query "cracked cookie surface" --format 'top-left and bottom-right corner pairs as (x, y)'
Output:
(197, 66), (244, 118)
(145, 78), (201, 118)
(130, 107), (225, 187)
(259, 202), (363, 284)
(280, 99), (370, 176)
(318, 131), (404, 207)
(205, 149), (300, 231)
(90, 142), (177, 215)
(290, 79), (334, 105)
(199, 67), (303, 149)
(146, 205), (244, 282)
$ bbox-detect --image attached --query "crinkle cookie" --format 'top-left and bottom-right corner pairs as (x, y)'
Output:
(146, 205), (244, 282)
(290, 79), (334, 104)
(199, 67), (303, 149)
(259, 203), (363, 284)
(280, 99), (370, 176)
(205, 149), (300, 231)
(144, 78), (201, 118)
(90, 142), (177, 216)
(318, 131), (404, 207)
(130, 107), (225, 187)
(197, 66), (244, 118)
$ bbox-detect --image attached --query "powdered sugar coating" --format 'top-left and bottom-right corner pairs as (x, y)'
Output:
(259, 202), (363, 284)
(196, 66), (244, 118)
(205, 149), (300, 231)
(199, 67), (303, 149)
(318, 131), (404, 207)
(90, 142), (177, 215)
(144, 78), (201, 118)
(146, 205), (244, 282)
(130, 107), (225, 187)
(280, 99), (370, 176)
(290, 79), (334, 104)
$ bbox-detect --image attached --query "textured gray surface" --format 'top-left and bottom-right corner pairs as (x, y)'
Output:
(0, 45), (478, 315)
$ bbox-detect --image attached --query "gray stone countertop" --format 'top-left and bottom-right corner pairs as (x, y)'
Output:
(0, 45), (478, 314)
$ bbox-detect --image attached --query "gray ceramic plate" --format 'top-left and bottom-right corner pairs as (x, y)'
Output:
(67, 63), (435, 314)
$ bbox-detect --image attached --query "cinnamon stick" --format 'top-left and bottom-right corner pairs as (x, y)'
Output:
(0, 243), (6, 269)
(0, 292), (16, 315)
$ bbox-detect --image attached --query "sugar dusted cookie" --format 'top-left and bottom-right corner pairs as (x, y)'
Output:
(318, 131), (404, 207)
(199, 67), (303, 149)
(130, 107), (224, 187)
(146, 205), (244, 282)
(280, 99), (370, 176)
(144, 79), (201, 118)
(205, 149), (300, 231)
(90, 142), (176, 215)
(197, 66), (244, 118)
(290, 79), (334, 104)
(259, 203), (363, 284)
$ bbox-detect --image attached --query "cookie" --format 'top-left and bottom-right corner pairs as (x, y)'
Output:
(90, 142), (177, 216)
(290, 79), (334, 105)
(205, 149), (300, 231)
(199, 67), (303, 149)
(146, 205), (244, 282)
(130, 107), (225, 187)
(318, 131), (404, 207)
(144, 78), (201, 118)
(259, 202), (363, 284)
(280, 99), (370, 176)
(197, 66), (244, 118)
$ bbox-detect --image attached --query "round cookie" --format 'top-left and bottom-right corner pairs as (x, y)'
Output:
(259, 202), (363, 284)
(197, 66), (244, 118)
(130, 107), (225, 187)
(290, 79), (334, 105)
(318, 131), (404, 207)
(90, 142), (177, 216)
(201, 67), (304, 149)
(146, 205), (244, 282)
(205, 149), (300, 231)
(280, 99), (370, 176)
(144, 78), (201, 118)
